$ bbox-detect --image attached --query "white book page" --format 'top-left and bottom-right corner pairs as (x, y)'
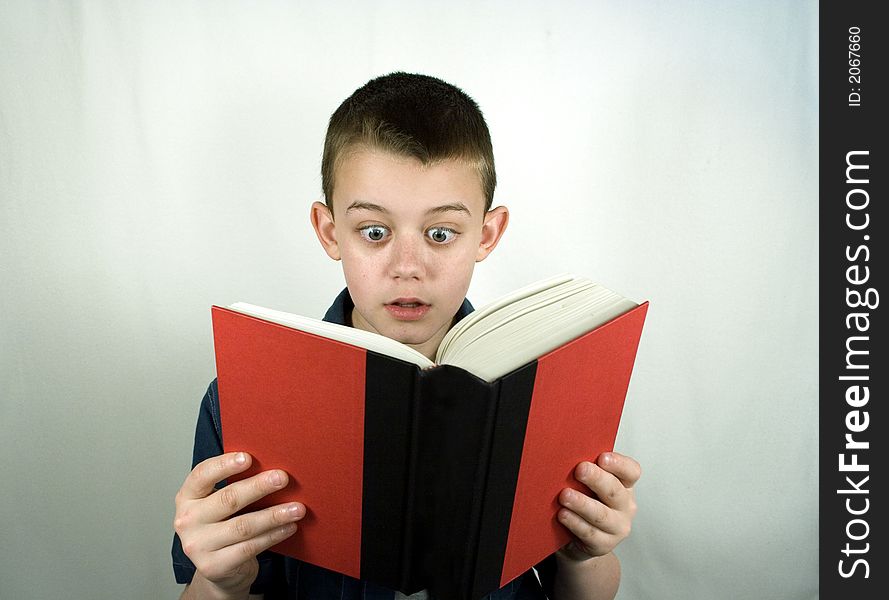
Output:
(444, 297), (637, 382)
(438, 278), (638, 382)
(436, 273), (577, 361)
(226, 302), (434, 369)
(441, 280), (600, 353)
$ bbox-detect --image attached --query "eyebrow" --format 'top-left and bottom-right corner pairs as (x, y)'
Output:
(345, 201), (389, 214)
(427, 202), (472, 217)
(345, 201), (473, 217)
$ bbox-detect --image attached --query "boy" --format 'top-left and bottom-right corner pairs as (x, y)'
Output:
(172, 72), (641, 600)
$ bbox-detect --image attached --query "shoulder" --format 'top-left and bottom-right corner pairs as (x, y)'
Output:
(201, 378), (221, 432)
(456, 297), (474, 320)
(323, 288), (352, 325)
(190, 378), (223, 468)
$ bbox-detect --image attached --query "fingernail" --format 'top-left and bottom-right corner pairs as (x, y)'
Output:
(235, 452), (247, 465)
(269, 471), (284, 486)
(287, 504), (304, 519)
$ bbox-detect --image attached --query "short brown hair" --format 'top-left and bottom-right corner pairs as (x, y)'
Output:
(321, 72), (496, 212)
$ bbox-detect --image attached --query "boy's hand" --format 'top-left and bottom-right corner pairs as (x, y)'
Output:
(556, 452), (640, 562)
(174, 452), (305, 596)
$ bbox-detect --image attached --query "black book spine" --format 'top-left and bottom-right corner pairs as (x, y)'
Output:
(361, 358), (537, 600)
(459, 376), (501, 599)
(396, 364), (425, 593)
(361, 352), (419, 589)
(410, 365), (500, 600)
(469, 362), (538, 599)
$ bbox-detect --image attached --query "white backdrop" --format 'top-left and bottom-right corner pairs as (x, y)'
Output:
(0, 2), (818, 599)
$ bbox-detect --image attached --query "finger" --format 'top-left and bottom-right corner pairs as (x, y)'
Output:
(201, 502), (306, 553)
(191, 521), (299, 582)
(210, 521), (300, 574)
(203, 468), (292, 523)
(597, 452), (642, 488)
(556, 505), (617, 557)
(558, 487), (621, 537)
(573, 461), (632, 511)
(179, 452), (254, 501)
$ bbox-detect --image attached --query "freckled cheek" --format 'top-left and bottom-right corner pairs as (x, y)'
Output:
(340, 251), (384, 295)
(436, 249), (476, 289)
(341, 245), (386, 271)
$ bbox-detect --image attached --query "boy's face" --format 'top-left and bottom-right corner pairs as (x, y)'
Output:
(311, 147), (508, 359)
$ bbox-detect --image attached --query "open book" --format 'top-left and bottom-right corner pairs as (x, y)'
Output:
(211, 274), (648, 600)
(226, 273), (639, 382)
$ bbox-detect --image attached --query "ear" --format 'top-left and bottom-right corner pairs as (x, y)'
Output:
(310, 201), (341, 261)
(476, 205), (509, 262)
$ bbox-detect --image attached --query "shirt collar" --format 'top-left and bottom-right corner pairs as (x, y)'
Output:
(323, 287), (474, 327)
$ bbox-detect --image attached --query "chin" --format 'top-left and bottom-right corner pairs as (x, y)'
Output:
(378, 322), (438, 346)
(361, 309), (447, 347)
(386, 328), (434, 347)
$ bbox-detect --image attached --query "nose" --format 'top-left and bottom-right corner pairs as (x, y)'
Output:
(388, 233), (426, 280)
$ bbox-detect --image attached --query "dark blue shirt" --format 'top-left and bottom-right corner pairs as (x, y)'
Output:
(172, 288), (553, 599)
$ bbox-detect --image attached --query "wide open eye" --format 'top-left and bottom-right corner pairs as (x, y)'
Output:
(426, 227), (457, 244)
(358, 224), (390, 243)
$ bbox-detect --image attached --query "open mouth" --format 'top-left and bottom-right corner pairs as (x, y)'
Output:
(387, 297), (427, 307)
(385, 298), (430, 321)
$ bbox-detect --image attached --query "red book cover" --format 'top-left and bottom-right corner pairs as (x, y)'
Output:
(499, 302), (649, 586)
(212, 306), (367, 577)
